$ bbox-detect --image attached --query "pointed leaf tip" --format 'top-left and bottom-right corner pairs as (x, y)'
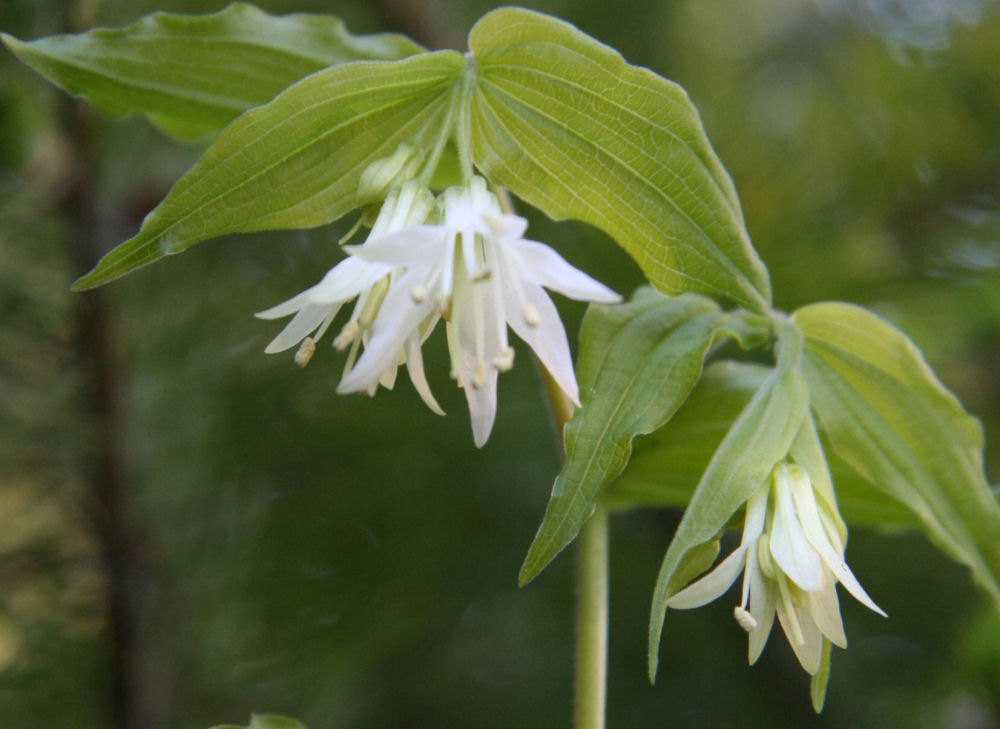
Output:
(519, 291), (724, 583)
(467, 8), (771, 312)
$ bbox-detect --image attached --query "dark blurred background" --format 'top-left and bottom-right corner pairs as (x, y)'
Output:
(1, 0), (999, 727)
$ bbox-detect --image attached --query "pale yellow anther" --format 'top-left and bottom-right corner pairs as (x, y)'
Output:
(294, 337), (316, 368)
(472, 361), (488, 389)
(333, 321), (359, 351)
(493, 346), (515, 372)
(523, 304), (541, 327)
(733, 606), (758, 633)
(411, 284), (428, 303)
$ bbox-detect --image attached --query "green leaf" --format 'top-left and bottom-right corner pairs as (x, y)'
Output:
(2, 3), (423, 139)
(795, 302), (1000, 605)
(611, 360), (918, 528)
(72, 51), (464, 289)
(519, 289), (726, 585)
(647, 319), (808, 681)
(466, 8), (771, 313)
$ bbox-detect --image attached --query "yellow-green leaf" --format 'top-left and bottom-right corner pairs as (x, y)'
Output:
(795, 301), (1000, 606)
(72, 51), (463, 289)
(2, 3), (423, 139)
(467, 8), (771, 313)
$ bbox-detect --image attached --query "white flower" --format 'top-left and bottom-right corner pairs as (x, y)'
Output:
(337, 176), (621, 446)
(255, 181), (444, 414)
(666, 463), (886, 674)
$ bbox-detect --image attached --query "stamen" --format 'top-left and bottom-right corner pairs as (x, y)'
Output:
(337, 214), (366, 245)
(333, 321), (358, 351)
(357, 276), (390, 330)
(523, 304), (541, 327)
(294, 337), (316, 367)
(493, 347), (515, 372)
(411, 284), (428, 303)
(757, 535), (776, 580)
(776, 571), (805, 646)
(472, 361), (487, 389)
(733, 606), (758, 633)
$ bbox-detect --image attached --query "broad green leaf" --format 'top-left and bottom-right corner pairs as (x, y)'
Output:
(795, 302), (1000, 606)
(2, 3), (423, 139)
(466, 8), (771, 313)
(519, 290), (724, 585)
(648, 320), (808, 681)
(72, 51), (464, 289)
(610, 360), (919, 528)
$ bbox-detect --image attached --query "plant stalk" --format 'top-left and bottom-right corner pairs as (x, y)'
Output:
(574, 495), (609, 729)
(536, 366), (609, 729)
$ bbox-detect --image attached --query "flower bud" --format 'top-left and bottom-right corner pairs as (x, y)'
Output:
(357, 142), (423, 204)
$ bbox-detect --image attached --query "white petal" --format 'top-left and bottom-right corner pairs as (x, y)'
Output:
(405, 330), (445, 416)
(507, 238), (621, 303)
(502, 275), (580, 404)
(307, 256), (391, 305)
(807, 569), (847, 648)
(464, 365), (498, 448)
(345, 225), (450, 267)
(666, 545), (749, 609)
(263, 303), (337, 353)
(788, 467), (887, 616)
(747, 551), (776, 665)
(337, 270), (436, 394)
(777, 600), (823, 675)
(485, 211), (528, 239)
(770, 469), (824, 592)
(452, 274), (504, 446)
(256, 288), (313, 320)
(742, 483), (770, 546)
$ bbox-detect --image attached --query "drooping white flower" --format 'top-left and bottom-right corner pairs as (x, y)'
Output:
(256, 181), (444, 414)
(337, 176), (621, 446)
(666, 463), (886, 674)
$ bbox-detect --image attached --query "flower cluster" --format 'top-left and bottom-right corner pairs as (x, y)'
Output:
(258, 177), (620, 446)
(666, 463), (885, 674)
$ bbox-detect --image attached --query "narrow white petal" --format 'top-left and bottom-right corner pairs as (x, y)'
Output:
(405, 330), (445, 416)
(502, 275), (580, 405)
(264, 303), (336, 353)
(666, 546), (749, 609)
(464, 366), (498, 448)
(345, 225), (449, 267)
(742, 483), (770, 545)
(452, 273), (504, 446)
(507, 238), (621, 303)
(256, 288), (313, 320)
(307, 256), (391, 305)
(827, 559), (886, 617)
(808, 569), (847, 648)
(747, 553), (776, 664)
(483, 210), (528, 239)
(788, 467), (887, 616)
(770, 469), (824, 592)
(338, 270), (435, 394)
(461, 228), (478, 276)
(777, 601), (823, 675)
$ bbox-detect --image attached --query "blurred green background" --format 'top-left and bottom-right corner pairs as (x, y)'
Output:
(2, 0), (999, 727)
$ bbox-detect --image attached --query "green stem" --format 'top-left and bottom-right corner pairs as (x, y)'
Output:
(504, 180), (609, 729)
(575, 495), (609, 729)
(536, 366), (608, 729)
